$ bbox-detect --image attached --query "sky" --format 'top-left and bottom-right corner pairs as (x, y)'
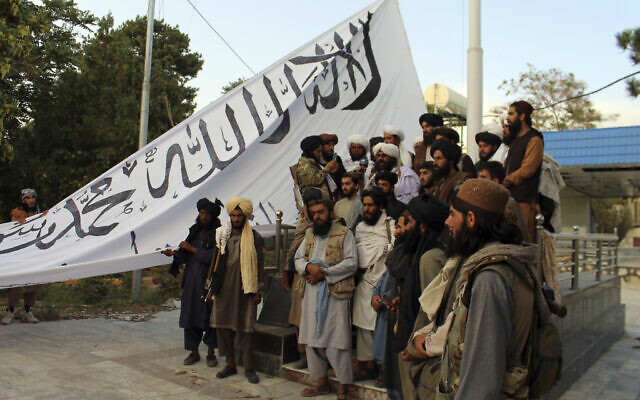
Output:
(74, 0), (640, 130)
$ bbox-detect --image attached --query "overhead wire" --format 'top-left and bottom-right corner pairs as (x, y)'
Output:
(535, 70), (640, 111)
(183, 0), (256, 75)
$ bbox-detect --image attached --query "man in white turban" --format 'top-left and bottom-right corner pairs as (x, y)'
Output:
(383, 125), (413, 167)
(343, 134), (374, 188)
(211, 197), (264, 384)
(372, 142), (421, 204)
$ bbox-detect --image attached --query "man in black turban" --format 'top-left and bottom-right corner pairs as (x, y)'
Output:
(374, 171), (405, 221)
(429, 139), (470, 205)
(162, 197), (223, 367)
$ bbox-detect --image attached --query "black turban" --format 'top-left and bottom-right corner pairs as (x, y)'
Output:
(475, 131), (502, 146)
(406, 194), (449, 232)
(430, 139), (462, 164)
(197, 197), (223, 217)
(300, 135), (323, 152)
(374, 170), (398, 186)
(419, 113), (443, 127)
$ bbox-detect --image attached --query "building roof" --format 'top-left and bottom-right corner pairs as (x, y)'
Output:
(543, 125), (640, 198)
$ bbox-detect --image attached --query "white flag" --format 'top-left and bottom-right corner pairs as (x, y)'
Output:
(0, 0), (425, 287)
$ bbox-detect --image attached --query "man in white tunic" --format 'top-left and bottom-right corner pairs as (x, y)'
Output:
(353, 188), (394, 381)
(295, 198), (357, 399)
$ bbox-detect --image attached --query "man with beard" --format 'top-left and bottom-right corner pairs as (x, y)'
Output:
(433, 127), (476, 177)
(319, 133), (346, 199)
(295, 198), (357, 399)
(384, 195), (449, 400)
(432, 179), (539, 399)
(162, 198), (222, 366)
(413, 113), (444, 172)
(418, 161), (435, 194)
(334, 172), (363, 231)
(503, 100), (544, 240)
(211, 198), (264, 384)
(342, 134), (370, 172)
(1, 189), (47, 325)
(375, 170), (407, 222)
(383, 125), (413, 167)
(430, 139), (470, 205)
(281, 188), (333, 370)
(475, 123), (508, 164)
(296, 135), (335, 193)
(373, 142), (420, 204)
(353, 188), (394, 382)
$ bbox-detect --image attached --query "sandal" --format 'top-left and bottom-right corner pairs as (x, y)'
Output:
(301, 385), (331, 397)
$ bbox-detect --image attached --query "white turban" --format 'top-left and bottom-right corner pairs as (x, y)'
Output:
(346, 134), (370, 152)
(481, 122), (504, 139)
(373, 142), (400, 159)
(413, 136), (424, 146)
(383, 125), (404, 141)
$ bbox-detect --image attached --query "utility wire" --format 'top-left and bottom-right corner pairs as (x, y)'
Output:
(184, 0), (256, 75)
(535, 70), (640, 111)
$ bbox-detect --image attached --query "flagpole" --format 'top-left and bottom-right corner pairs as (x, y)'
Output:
(133, 0), (155, 299)
(467, 0), (482, 162)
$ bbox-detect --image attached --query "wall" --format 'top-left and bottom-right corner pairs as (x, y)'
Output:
(559, 186), (592, 233)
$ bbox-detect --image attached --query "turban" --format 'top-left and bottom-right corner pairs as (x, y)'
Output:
(433, 127), (460, 143)
(373, 143), (400, 160)
(475, 122), (503, 146)
(374, 170), (398, 186)
(383, 125), (404, 141)
(21, 188), (37, 200)
(302, 187), (332, 206)
(419, 113), (443, 127)
(455, 178), (509, 215)
(319, 133), (338, 144)
(406, 194), (449, 232)
(300, 135), (323, 152)
(197, 197), (223, 217)
(413, 136), (424, 146)
(346, 134), (370, 152)
(225, 197), (258, 294)
(430, 139), (462, 164)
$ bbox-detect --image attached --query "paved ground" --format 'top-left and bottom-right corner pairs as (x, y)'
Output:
(1, 280), (638, 399)
(559, 279), (640, 400)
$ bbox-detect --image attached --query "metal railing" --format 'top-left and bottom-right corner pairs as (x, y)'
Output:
(548, 223), (619, 290)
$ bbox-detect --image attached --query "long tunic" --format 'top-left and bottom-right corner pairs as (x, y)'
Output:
(178, 229), (215, 330)
(295, 230), (357, 350)
(210, 231), (265, 333)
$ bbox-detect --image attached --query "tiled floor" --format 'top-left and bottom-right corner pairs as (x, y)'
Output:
(1, 280), (638, 399)
(559, 279), (640, 400)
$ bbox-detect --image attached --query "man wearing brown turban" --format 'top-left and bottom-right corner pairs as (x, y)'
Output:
(210, 197), (264, 384)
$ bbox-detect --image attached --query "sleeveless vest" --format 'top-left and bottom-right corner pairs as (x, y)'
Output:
(297, 223), (356, 299)
(505, 129), (542, 203)
(437, 256), (535, 400)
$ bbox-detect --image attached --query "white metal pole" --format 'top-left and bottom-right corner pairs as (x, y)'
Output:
(466, 0), (482, 162)
(133, 0), (155, 299)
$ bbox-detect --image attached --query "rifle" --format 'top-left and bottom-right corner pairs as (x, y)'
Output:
(202, 247), (222, 303)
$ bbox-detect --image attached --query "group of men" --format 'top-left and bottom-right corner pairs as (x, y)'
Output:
(276, 99), (551, 399)
(2, 99), (552, 399)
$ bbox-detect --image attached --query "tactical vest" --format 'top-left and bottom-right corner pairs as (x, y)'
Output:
(437, 256), (535, 400)
(299, 223), (355, 299)
(505, 129), (542, 203)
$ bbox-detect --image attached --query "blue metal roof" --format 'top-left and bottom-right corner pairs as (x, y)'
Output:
(543, 125), (640, 166)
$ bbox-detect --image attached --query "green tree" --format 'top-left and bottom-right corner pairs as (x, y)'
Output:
(0, 15), (203, 218)
(0, 0), (95, 162)
(491, 64), (612, 131)
(616, 27), (640, 97)
(221, 77), (245, 94)
(592, 199), (632, 242)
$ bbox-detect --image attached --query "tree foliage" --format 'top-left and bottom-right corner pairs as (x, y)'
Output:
(0, 13), (203, 220)
(616, 27), (640, 97)
(491, 64), (611, 131)
(591, 199), (632, 242)
(0, 0), (95, 162)
(221, 77), (245, 94)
